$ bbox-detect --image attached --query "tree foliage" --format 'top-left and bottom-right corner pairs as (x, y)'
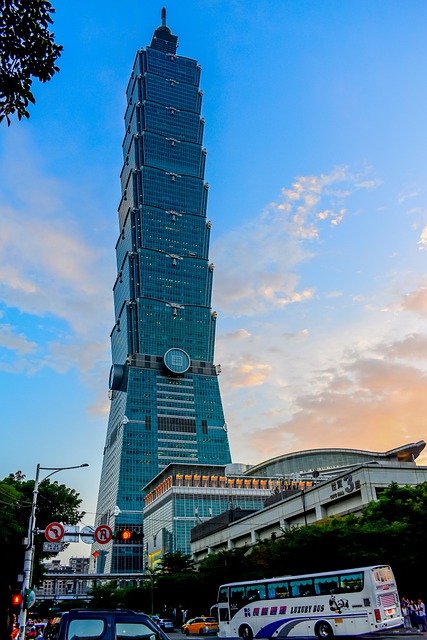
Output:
(156, 551), (195, 575)
(0, 0), (63, 124)
(0, 471), (85, 588)
(0, 472), (84, 640)
(88, 582), (122, 609)
(197, 547), (261, 609)
(152, 552), (199, 618)
(86, 582), (154, 612)
(84, 482), (427, 618)
(193, 482), (427, 610)
(21, 481), (427, 621)
(238, 481), (427, 598)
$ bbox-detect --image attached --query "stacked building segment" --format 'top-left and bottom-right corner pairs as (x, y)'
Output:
(94, 10), (232, 574)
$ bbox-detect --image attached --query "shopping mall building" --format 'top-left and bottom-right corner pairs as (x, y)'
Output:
(142, 441), (426, 565)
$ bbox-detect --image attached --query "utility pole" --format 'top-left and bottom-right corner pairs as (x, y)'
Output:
(18, 463), (88, 640)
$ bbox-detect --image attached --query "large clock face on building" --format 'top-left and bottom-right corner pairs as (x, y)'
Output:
(163, 348), (191, 374)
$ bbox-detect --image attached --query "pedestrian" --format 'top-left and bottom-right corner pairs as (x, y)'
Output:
(401, 598), (412, 630)
(417, 599), (427, 632)
(409, 600), (418, 629)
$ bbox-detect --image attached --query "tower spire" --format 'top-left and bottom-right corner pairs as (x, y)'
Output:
(151, 6), (177, 53)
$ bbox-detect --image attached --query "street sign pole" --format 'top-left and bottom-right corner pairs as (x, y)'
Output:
(17, 463), (88, 640)
(18, 464), (41, 640)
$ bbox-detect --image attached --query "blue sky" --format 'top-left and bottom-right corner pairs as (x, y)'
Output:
(1, 0), (427, 546)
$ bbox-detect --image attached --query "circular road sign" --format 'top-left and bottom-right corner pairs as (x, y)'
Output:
(80, 525), (96, 544)
(45, 522), (65, 542)
(94, 525), (113, 545)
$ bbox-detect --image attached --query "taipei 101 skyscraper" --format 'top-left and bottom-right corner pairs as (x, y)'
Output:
(94, 9), (232, 573)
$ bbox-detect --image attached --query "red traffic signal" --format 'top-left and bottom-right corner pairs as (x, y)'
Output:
(12, 592), (22, 607)
(113, 529), (143, 542)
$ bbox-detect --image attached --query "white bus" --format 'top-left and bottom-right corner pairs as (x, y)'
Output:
(216, 565), (402, 640)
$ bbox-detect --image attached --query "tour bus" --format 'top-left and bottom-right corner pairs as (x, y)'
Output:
(216, 565), (402, 639)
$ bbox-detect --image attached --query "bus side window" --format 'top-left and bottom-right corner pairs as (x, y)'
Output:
(303, 582), (315, 597)
(340, 573), (363, 592)
(314, 578), (339, 595)
(245, 585), (266, 603)
(290, 579), (314, 597)
(246, 589), (259, 603)
(230, 587), (246, 609)
(218, 587), (228, 603)
(257, 585), (267, 600)
(269, 582), (289, 599)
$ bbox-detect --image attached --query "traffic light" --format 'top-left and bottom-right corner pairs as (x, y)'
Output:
(113, 529), (144, 542)
(120, 529), (132, 541)
(12, 589), (35, 610)
(12, 592), (22, 610)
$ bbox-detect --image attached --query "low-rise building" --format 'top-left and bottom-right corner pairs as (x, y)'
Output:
(143, 463), (280, 566)
(143, 443), (425, 566)
(190, 458), (427, 563)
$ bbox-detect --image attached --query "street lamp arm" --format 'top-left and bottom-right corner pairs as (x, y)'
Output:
(40, 463), (89, 481)
(25, 463), (89, 549)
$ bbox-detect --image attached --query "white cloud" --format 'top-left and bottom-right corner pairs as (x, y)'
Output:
(418, 226), (427, 250)
(0, 131), (115, 389)
(221, 328), (252, 341)
(218, 270), (427, 465)
(398, 189), (420, 204)
(212, 166), (378, 317)
(0, 324), (37, 355)
(3, 139), (426, 461)
(400, 284), (427, 316)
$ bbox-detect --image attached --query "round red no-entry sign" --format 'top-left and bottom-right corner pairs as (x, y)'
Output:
(94, 525), (113, 544)
(45, 522), (65, 542)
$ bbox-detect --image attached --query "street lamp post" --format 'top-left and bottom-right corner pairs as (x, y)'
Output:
(144, 566), (155, 615)
(301, 486), (308, 526)
(18, 463), (88, 640)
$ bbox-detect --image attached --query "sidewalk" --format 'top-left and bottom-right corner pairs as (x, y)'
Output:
(366, 627), (427, 638)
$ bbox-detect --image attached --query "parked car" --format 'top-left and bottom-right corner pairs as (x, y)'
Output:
(182, 617), (218, 635)
(158, 619), (174, 632)
(43, 609), (171, 640)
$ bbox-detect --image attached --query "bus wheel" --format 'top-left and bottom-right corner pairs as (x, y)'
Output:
(315, 621), (333, 639)
(239, 625), (253, 640)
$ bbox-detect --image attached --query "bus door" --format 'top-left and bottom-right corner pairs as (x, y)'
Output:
(217, 587), (231, 625)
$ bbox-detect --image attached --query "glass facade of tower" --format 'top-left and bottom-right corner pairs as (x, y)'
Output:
(93, 16), (232, 574)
